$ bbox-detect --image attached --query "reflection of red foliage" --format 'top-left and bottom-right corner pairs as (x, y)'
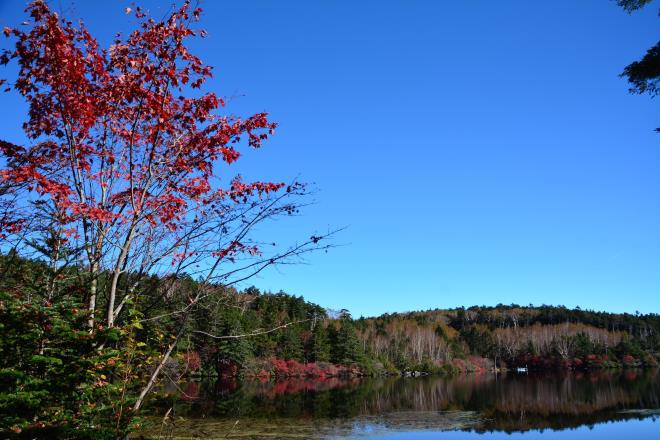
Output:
(624, 370), (639, 381)
(181, 382), (200, 401)
(213, 377), (238, 395)
(254, 377), (361, 399)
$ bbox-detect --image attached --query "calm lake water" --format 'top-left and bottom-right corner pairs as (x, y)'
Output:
(145, 369), (660, 439)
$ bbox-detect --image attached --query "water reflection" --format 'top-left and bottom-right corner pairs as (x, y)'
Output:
(150, 370), (660, 438)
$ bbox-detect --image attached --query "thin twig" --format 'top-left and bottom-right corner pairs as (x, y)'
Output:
(192, 319), (311, 339)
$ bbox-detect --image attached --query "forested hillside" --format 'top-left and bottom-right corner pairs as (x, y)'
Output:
(2, 251), (659, 437)
(183, 291), (660, 375)
(356, 305), (660, 373)
(3, 253), (658, 384)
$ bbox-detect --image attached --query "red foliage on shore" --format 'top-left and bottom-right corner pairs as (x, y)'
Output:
(515, 352), (650, 371)
(181, 352), (201, 372)
(243, 357), (361, 379)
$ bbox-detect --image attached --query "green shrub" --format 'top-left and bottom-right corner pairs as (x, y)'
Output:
(0, 291), (146, 438)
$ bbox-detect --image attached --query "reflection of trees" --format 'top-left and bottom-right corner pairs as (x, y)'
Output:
(478, 370), (660, 432)
(164, 370), (660, 432)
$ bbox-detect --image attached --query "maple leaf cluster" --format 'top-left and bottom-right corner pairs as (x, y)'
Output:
(0, 0), (287, 267)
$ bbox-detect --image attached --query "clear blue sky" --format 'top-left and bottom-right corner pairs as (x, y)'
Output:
(1, 0), (658, 316)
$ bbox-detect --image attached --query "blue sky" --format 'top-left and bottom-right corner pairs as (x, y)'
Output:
(1, 0), (658, 316)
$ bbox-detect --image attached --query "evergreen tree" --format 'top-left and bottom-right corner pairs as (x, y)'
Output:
(331, 315), (363, 365)
(279, 327), (303, 361)
(311, 322), (331, 362)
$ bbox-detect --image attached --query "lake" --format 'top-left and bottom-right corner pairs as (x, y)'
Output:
(144, 369), (660, 439)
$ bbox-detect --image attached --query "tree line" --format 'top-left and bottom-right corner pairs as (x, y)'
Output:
(2, 250), (660, 437)
(356, 304), (659, 373)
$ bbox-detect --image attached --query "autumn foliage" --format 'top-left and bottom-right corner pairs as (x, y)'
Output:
(1, 1), (279, 236)
(181, 351), (202, 372)
(0, 1), (332, 437)
(0, 0), (310, 331)
(243, 357), (360, 379)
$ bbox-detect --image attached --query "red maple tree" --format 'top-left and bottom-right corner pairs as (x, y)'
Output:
(0, 0), (332, 417)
